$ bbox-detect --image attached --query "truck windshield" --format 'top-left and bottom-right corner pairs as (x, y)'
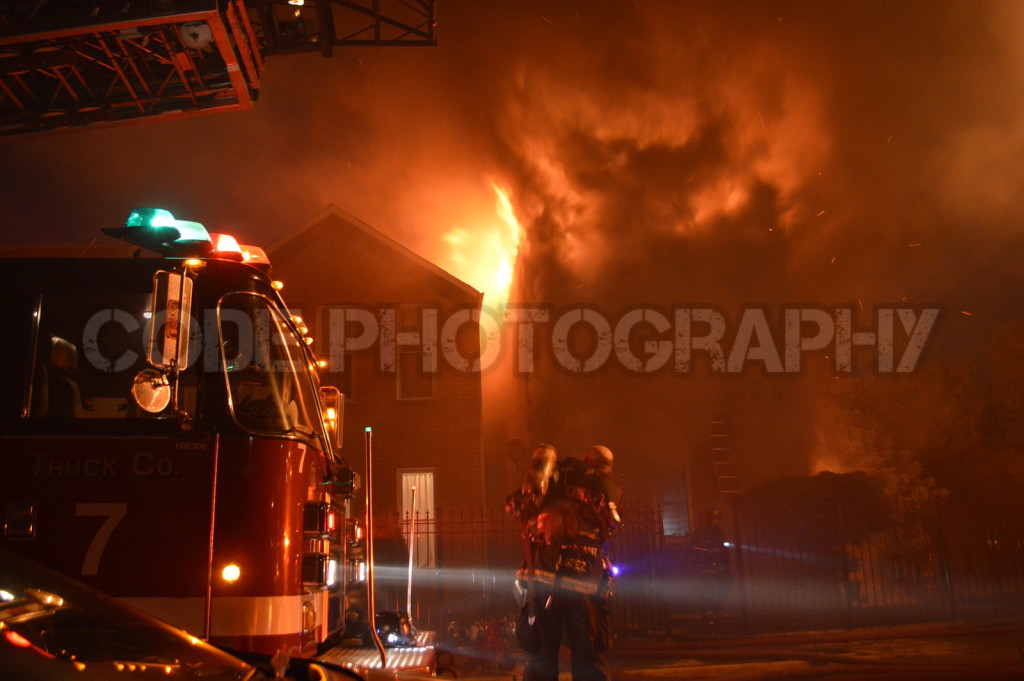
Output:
(23, 291), (198, 420)
(219, 292), (322, 444)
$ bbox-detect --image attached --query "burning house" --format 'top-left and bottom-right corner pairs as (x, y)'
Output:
(268, 205), (487, 517)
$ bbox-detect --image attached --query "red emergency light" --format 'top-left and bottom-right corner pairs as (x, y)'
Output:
(207, 233), (244, 262)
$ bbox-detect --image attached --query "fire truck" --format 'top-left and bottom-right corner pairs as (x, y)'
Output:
(0, 208), (364, 660)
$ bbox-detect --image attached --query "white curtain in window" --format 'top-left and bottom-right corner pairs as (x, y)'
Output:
(399, 469), (435, 568)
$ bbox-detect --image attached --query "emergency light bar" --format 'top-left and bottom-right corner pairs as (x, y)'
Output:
(102, 207), (272, 271)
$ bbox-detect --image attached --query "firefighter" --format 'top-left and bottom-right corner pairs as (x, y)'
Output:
(507, 444), (622, 681)
(45, 335), (84, 419)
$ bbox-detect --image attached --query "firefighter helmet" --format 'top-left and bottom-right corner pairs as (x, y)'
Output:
(527, 443), (557, 497)
(584, 445), (614, 476)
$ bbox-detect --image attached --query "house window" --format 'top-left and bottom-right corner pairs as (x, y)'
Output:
(398, 468), (435, 568)
(396, 305), (434, 400)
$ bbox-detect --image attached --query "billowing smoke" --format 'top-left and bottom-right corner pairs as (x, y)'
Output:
(475, 1), (1024, 504)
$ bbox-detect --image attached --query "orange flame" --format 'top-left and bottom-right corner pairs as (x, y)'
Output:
(441, 181), (521, 311)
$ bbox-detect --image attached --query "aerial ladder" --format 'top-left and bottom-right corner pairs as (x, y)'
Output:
(0, 0), (435, 138)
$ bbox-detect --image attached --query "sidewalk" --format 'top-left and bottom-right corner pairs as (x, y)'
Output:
(436, 619), (1024, 680)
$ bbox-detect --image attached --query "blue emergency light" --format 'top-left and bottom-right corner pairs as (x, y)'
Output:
(103, 207), (213, 256)
(125, 207), (211, 242)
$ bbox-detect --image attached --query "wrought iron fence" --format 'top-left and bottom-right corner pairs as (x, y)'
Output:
(367, 503), (665, 640)
(694, 494), (1024, 635)
(367, 495), (1024, 643)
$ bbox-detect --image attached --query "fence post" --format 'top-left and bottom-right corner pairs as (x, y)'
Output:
(730, 500), (749, 635)
(836, 498), (853, 629)
(435, 506), (443, 567)
(933, 499), (957, 619)
(655, 505), (670, 636)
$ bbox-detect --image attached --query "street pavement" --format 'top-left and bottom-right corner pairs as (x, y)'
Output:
(430, 619), (1024, 680)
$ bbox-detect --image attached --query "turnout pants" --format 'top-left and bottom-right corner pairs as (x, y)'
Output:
(522, 586), (611, 681)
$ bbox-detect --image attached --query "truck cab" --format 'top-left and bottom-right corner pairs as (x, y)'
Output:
(0, 208), (352, 658)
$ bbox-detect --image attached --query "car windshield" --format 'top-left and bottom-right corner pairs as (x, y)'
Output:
(0, 549), (255, 679)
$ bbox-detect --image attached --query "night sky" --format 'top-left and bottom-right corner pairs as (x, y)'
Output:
(3, 1), (1024, 506)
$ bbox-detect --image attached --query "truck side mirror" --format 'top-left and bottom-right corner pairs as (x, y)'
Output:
(131, 368), (171, 413)
(148, 270), (193, 370)
(320, 386), (344, 449)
